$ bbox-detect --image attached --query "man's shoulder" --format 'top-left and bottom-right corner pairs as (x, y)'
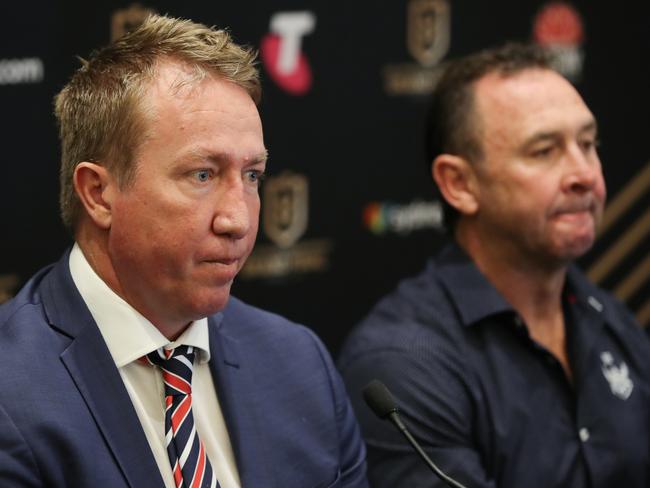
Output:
(0, 264), (54, 334)
(220, 296), (313, 337)
(362, 261), (451, 330)
(561, 266), (650, 376)
(340, 254), (467, 368)
(222, 295), (297, 327)
(567, 265), (642, 331)
(217, 296), (330, 361)
(0, 262), (76, 396)
(215, 301), (368, 488)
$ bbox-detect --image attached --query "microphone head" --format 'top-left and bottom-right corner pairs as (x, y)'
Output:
(363, 379), (399, 419)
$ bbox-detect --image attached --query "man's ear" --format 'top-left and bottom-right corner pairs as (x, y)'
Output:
(73, 162), (116, 230)
(432, 154), (479, 216)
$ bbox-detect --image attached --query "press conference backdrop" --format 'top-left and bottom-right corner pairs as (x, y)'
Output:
(1, 1), (649, 353)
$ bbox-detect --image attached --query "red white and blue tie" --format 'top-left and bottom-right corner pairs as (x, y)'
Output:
(146, 345), (218, 488)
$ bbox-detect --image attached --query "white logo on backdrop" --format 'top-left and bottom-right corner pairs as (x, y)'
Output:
(269, 12), (315, 75)
(0, 58), (44, 85)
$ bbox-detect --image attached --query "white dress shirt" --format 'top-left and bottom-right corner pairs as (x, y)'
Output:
(69, 243), (241, 488)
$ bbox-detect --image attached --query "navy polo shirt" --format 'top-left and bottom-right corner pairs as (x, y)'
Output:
(339, 243), (650, 488)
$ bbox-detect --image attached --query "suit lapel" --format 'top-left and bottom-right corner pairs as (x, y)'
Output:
(42, 252), (164, 488)
(207, 314), (272, 488)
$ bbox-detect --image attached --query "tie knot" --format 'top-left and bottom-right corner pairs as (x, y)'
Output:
(146, 345), (196, 397)
(146, 344), (195, 365)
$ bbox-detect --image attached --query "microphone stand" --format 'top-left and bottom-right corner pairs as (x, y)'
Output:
(387, 411), (468, 488)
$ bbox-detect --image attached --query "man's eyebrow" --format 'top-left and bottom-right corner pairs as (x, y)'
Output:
(521, 131), (561, 150)
(253, 149), (269, 164)
(522, 119), (599, 149)
(184, 148), (269, 164)
(577, 119), (598, 135)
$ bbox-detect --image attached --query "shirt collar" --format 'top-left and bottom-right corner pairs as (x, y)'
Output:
(434, 242), (517, 327)
(68, 243), (211, 368)
(435, 242), (611, 330)
(563, 264), (609, 328)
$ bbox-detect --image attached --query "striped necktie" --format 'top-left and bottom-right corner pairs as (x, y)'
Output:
(146, 345), (219, 488)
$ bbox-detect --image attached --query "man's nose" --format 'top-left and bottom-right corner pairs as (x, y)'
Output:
(563, 144), (601, 194)
(212, 179), (254, 239)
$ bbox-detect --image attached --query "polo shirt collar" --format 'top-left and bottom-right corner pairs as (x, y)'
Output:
(564, 265), (609, 332)
(434, 242), (514, 327)
(434, 242), (613, 332)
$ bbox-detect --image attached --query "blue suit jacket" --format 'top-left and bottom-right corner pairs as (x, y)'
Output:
(0, 252), (368, 487)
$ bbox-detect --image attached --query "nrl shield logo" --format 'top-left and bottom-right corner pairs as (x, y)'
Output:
(111, 3), (156, 42)
(407, 0), (450, 68)
(263, 172), (309, 249)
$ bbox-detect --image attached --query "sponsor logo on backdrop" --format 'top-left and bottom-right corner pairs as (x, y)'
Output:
(111, 3), (157, 41)
(262, 171), (309, 249)
(363, 200), (444, 235)
(383, 0), (450, 96)
(260, 11), (316, 96)
(0, 274), (19, 304)
(241, 171), (331, 279)
(0, 58), (44, 85)
(532, 2), (585, 81)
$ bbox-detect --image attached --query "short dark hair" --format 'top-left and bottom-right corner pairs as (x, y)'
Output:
(425, 42), (551, 229)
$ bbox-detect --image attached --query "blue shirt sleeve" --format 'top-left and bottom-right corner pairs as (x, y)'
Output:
(340, 332), (496, 488)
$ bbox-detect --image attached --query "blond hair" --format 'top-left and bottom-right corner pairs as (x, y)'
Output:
(54, 14), (261, 230)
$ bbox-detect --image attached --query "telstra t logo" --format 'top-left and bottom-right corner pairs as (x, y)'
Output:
(261, 11), (316, 95)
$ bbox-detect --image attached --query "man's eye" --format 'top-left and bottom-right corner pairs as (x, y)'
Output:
(580, 138), (600, 152)
(194, 170), (211, 182)
(531, 146), (555, 159)
(245, 170), (266, 184)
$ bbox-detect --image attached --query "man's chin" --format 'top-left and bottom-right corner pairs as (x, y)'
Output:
(186, 289), (233, 319)
(555, 235), (596, 262)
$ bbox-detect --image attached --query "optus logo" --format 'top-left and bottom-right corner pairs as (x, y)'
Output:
(363, 200), (444, 235)
(364, 202), (387, 234)
(260, 11), (316, 96)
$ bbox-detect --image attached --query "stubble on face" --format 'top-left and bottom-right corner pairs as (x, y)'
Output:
(462, 68), (606, 270)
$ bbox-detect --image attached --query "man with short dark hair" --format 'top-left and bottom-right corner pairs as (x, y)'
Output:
(339, 43), (650, 487)
(0, 15), (368, 488)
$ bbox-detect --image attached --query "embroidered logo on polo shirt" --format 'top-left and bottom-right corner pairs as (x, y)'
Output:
(600, 351), (634, 400)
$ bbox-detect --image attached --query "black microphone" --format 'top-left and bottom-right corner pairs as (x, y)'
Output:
(362, 380), (468, 488)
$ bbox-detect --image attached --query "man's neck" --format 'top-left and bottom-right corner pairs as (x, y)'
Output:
(455, 223), (573, 379)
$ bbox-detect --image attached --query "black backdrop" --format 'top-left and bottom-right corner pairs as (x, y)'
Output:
(1, 1), (648, 354)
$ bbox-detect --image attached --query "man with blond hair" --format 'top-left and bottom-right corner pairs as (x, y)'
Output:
(0, 15), (367, 488)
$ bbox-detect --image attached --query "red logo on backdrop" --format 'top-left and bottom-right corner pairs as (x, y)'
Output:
(532, 2), (585, 81)
(261, 11), (316, 96)
(533, 2), (584, 45)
